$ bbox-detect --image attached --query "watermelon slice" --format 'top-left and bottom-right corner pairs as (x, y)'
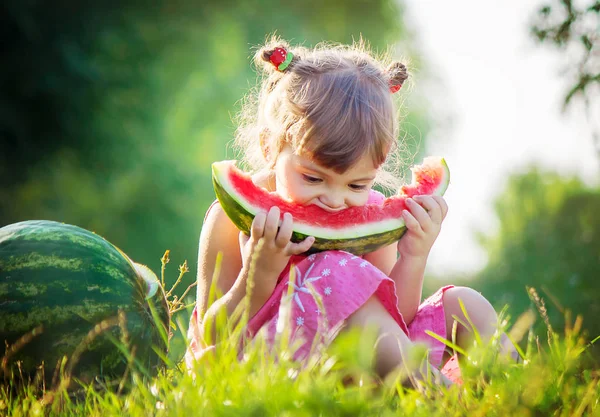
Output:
(212, 157), (450, 255)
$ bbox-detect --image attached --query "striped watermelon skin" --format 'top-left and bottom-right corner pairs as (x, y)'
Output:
(0, 220), (169, 386)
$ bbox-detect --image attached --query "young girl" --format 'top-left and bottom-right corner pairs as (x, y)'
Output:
(187, 37), (515, 385)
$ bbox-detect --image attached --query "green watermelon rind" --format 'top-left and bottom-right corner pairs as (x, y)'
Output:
(212, 158), (450, 256)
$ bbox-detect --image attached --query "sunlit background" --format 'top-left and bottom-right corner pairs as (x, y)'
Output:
(408, 0), (600, 276)
(1, 0), (598, 361)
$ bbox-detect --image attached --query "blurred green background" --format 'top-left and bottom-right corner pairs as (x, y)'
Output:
(1, 0), (598, 362)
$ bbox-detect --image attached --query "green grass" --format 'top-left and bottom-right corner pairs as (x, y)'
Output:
(2, 303), (599, 416)
(1, 257), (598, 416)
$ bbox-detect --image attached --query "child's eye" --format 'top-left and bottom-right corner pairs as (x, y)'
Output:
(302, 174), (322, 184)
(349, 184), (368, 191)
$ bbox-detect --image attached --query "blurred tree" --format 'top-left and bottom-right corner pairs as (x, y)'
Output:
(0, 0), (428, 361)
(473, 168), (600, 350)
(0, 0), (419, 269)
(530, 0), (600, 159)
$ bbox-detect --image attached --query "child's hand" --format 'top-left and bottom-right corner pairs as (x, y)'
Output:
(239, 206), (315, 293)
(397, 195), (448, 260)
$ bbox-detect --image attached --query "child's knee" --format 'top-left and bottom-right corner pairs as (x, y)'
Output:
(347, 296), (414, 377)
(443, 286), (498, 335)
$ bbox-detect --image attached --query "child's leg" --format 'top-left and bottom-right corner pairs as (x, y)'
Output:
(346, 295), (452, 387)
(442, 286), (520, 361)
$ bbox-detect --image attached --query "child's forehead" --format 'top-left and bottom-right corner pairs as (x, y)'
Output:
(292, 148), (379, 176)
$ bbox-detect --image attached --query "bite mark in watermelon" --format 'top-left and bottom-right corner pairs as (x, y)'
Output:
(212, 157), (450, 255)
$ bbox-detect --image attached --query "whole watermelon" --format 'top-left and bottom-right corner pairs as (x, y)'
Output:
(0, 220), (170, 387)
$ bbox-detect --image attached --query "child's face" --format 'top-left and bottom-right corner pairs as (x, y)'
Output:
(274, 145), (378, 211)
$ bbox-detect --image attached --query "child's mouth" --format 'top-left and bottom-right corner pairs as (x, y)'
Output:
(312, 201), (348, 213)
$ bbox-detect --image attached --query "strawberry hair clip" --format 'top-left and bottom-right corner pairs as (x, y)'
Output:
(269, 47), (294, 72)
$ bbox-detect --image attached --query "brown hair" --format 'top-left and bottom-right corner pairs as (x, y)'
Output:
(233, 35), (409, 191)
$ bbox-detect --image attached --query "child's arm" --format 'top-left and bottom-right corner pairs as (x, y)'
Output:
(364, 196), (447, 325)
(197, 204), (313, 343)
(388, 253), (428, 325)
(390, 195), (448, 324)
(362, 243), (426, 325)
(195, 204), (269, 333)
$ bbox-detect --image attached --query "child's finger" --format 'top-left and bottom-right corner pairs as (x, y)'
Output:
(263, 206), (281, 241)
(238, 232), (251, 258)
(251, 211), (267, 238)
(275, 212), (294, 248)
(405, 198), (430, 228)
(432, 195), (448, 220)
(288, 236), (315, 256)
(239, 231), (249, 247)
(414, 195), (442, 225)
(402, 208), (422, 233)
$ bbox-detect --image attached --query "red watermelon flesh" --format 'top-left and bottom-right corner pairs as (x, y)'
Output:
(212, 157), (450, 255)
(212, 157), (450, 254)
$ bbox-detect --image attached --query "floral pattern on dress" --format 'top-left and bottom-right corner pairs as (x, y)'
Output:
(288, 263), (324, 313)
(244, 251), (410, 361)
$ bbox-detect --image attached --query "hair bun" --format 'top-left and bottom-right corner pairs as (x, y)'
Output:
(386, 62), (408, 93)
(255, 38), (298, 73)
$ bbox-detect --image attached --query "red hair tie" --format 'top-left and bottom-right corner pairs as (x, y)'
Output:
(270, 47), (294, 72)
(389, 83), (402, 94)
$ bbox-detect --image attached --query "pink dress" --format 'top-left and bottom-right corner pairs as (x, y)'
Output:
(186, 190), (454, 370)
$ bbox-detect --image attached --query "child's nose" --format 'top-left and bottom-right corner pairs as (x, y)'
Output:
(319, 193), (346, 210)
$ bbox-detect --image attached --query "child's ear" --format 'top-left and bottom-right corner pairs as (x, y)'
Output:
(259, 127), (271, 162)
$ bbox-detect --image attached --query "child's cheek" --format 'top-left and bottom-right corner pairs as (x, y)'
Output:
(288, 180), (317, 206)
(351, 192), (370, 207)
(285, 186), (312, 206)
(275, 177), (304, 204)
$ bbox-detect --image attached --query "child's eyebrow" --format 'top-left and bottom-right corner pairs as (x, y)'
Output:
(297, 160), (330, 177)
(296, 160), (376, 182)
(351, 175), (376, 182)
